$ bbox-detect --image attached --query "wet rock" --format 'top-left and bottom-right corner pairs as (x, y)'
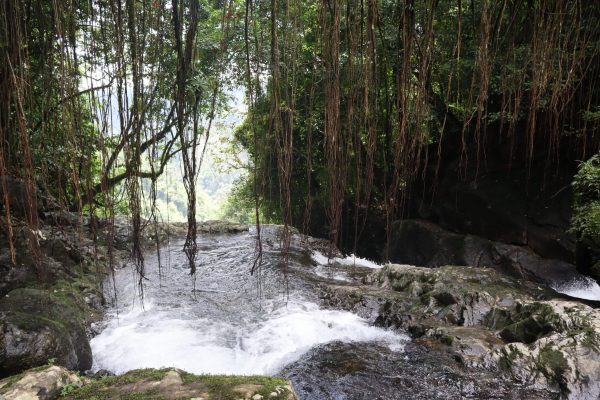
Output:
(0, 365), (83, 400)
(281, 341), (558, 400)
(0, 288), (93, 375)
(323, 264), (600, 398)
(198, 220), (249, 234)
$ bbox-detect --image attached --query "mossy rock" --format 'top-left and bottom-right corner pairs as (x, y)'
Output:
(62, 368), (297, 400)
(499, 303), (565, 344)
(0, 287), (92, 375)
(537, 347), (570, 391)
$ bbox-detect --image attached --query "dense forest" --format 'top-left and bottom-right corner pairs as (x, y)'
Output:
(3, 1), (600, 398)
(2, 0), (599, 279)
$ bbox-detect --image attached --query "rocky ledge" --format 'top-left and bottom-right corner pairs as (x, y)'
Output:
(0, 366), (298, 400)
(322, 264), (600, 400)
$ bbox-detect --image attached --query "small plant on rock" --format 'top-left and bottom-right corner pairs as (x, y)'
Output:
(572, 154), (600, 282)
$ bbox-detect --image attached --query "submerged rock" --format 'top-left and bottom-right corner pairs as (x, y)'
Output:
(323, 264), (600, 399)
(282, 341), (558, 400)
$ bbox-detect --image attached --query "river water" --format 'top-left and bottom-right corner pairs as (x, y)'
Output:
(92, 227), (405, 373)
(91, 226), (561, 399)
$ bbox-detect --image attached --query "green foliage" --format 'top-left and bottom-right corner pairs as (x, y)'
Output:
(60, 382), (81, 397)
(572, 155), (600, 271)
(572, 153), (600, 281)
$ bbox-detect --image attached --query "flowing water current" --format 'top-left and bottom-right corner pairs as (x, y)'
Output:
(92, 226), (405, 377)
(91, 226), (569, 399)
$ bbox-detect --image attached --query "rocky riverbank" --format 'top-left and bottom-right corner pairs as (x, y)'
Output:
(0, 214), (255, 399)
(0, 213), (189, 376)
(0, 366), (298, 400)
(322, 263), (600, 399)
(3, 216), (599, 399)
(0, 216), (302, 400)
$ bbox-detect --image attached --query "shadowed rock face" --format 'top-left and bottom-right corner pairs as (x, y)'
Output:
(322, 264), (600, 399)
(409, 144), (577, 264)
(387, 219), (579, 284)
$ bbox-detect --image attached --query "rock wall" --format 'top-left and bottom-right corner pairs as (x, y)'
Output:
(387, 219), (579, 284)
(389, 142), (581, 281)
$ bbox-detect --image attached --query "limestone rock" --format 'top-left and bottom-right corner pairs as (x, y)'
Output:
(323, 264), (600, 399)
(0, 365), (82, 400)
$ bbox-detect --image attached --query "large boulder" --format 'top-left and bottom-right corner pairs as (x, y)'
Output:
(387, 219), (578, 284)
(0, 287), (96, 376)
(411, 156), (576, 265)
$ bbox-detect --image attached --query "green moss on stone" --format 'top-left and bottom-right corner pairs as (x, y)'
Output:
(62, 369), (292, 400)
(537, 347), (569, 390)
(440, 335), (454, 346)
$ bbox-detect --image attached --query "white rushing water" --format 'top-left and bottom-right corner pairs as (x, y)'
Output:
(551, 275), (600, 301)
(310, 250), (384, 282)
(311, 250), (384, 270)
(91, 229), (408, 376)
(91, 297), (405, 375)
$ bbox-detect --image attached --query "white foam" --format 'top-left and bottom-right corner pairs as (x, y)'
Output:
(91, 299), (407, 375)
(313, 265), (352, 282)
(311, 250), (384, 269)
(552, 276), (600, 301)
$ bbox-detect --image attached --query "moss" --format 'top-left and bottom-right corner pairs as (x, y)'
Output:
(61, 369), (169, 400)
(484, 307), (513, 330)
(121, 388), (163, 400)
(439, 334), (454, 346)
(537, 347), (570, 391)
(181, 372), (290, 399)
(581, 326), (600, 350)
(499, 303), (564, 344)
(62, 369), (291, 400)
(498, 344), (524, 371)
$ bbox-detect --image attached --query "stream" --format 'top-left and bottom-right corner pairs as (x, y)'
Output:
(90, 226), (592, 399)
